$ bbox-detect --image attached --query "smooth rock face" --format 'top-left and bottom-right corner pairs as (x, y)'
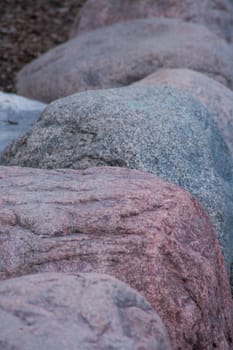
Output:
(0, 166), (232, 350)
(0, 92), (46, 153)
(16, 18), (233, 102)
(1, 86), (233, 274)
(134, 68), (233, 155)
(0, 272), (172, 350)
(70, 0), (233, 42)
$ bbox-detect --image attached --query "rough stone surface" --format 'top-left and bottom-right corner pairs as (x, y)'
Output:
(0, 166), (232, 350)
(16, 18), (233, 103)
(70, 0), (233, 43)
(0, 272), (172, 350)
(134, 68), (233, 155)
(1, 86), (233, 274)
(0, 92), (46, 153)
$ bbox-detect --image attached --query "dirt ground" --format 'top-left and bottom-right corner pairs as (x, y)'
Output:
(0, 0), (86, 93)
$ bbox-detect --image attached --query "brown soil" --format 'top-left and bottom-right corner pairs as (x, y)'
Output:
(0, 0), (86, 93)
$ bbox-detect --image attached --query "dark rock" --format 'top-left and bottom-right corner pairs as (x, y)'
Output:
(17, 18), (233, 102)
(0, 166), (232, 349)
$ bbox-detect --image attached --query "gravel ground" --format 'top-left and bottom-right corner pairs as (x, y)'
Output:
(0, 0), (86, 93)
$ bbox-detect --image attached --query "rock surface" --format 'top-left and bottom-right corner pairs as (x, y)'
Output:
(70, 0), (233, 43)
(0, 272), (172, 350)
(134, 68), (233, 155)
(0, 92), (46, 153)
(16, 18), (233, 102)
(1, 86), (233, 274)
(0, 0), (87, 93)
(0, 166), (232, 350)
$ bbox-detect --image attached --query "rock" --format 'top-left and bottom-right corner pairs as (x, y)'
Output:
(0, 92), (46, 153)
(0, 272), (172, 350)
(1, 85), (233, 274)
(70, 0), (233, 43)
(0, 165), (232, 350)
(16, 18), (233, 103)
(134, 68), (233, 155)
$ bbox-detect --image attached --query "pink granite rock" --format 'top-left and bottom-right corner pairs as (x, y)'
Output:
(134, 68), (233, 155)
(0, 166), (232, 349)
(70, 0), (233, 42)
(0, 272), (172, 350)
(17, 18), (233, 102)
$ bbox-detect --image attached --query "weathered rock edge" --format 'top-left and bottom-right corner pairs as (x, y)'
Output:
(0, 165), (232, 349)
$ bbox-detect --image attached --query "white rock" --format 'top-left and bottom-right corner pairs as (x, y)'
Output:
(0, 92), (46, 153)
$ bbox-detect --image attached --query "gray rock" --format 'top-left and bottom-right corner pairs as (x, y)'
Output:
(70, 0), (233, 43)
(0, 272), (172, 350)
(17, 18), (233, 103)
(134, 68), (233, 155)
(0, 92), (46, 153)
(1, 85), (233, 275)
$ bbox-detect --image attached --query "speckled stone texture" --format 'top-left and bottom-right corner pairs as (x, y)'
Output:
(0, 272), (172, 350)
(1, 86), (233, 274)
(16, 18), (233, 102)
(0, 166), (232, 349)
(0, 92), (46, 153)
(70, 0), (233, 43)
(134, 68), (233, 155)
